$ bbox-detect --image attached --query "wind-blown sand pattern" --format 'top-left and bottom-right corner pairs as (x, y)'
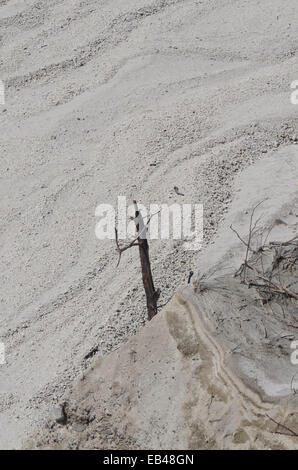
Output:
(28, 148), (298, 449)
(0, 0), (297, 449)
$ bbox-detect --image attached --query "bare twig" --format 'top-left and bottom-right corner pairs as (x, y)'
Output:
(243, 200), (266, 282)
(232, 201), (297, 303)
(230, 225), (253, 251)
(115, 227), (139, 267)
(269, 235), (298, 247)
(188, 270), (194, 284)
(115, 210), (160, 267)
(266, 414), (298, 437)
(245, 261), (298, 301)
(115, 202), (160, 320)
(133, 201), (160, 320)
(174, 186), (184, 196)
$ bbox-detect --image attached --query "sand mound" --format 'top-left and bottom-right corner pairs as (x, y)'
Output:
(27, 288), (297, 450)
(27, 149), (298, 449)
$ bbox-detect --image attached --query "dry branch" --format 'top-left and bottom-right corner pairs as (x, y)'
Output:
(115, 201), (160, 320)
(266, 414), (298, 438)
(133, 201), (160, 320)
(242, 200), (266, 282)
(115, 209), (160, 267)
(245, 261), (298, 301)
(230, 202), (298, 304)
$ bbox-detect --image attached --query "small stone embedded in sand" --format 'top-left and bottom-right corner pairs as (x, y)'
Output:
(51, 405), (66, 425)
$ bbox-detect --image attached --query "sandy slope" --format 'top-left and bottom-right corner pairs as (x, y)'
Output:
(27, 145), (298, 450)
(0, 0), (297, 448)
(28, 292), (298, 450)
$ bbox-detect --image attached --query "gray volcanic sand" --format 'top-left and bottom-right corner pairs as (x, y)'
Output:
(0, 0), (297, 448)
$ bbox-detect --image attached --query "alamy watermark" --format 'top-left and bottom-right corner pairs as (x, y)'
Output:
(95, 196), (203, 251)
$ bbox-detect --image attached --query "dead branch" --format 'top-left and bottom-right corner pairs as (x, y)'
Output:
(115, 227), (139, 267)
(115, 210), (160, 267)
(245, 261), (298, 301)
(230, 224), (253, 252)
(174, 186), (184, 196)
(231, 200), (298, 304)
(115, 202), (160, 320)
(243, 200), (266, 282)
(269, 234), (298, 247)
(266, 414), (298, 437)
(133, 201), (160, 320)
